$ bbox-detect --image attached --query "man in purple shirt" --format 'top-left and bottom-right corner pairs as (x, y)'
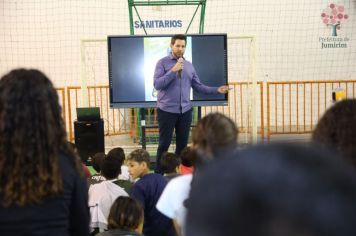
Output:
(153, 34), (228, 173)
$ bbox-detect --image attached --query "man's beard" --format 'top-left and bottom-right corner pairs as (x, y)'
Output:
(172, 51), (183, 58)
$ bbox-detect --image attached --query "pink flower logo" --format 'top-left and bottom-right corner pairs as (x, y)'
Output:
(321, 3), (348, 36)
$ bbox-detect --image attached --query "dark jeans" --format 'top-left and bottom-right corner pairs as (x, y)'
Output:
(156, 108), (193, 173)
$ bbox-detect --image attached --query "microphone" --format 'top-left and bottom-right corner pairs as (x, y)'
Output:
(178, 57), (183, 79)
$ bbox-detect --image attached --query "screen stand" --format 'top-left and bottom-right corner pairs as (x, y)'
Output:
(140, 108), (147, 150)
(197, 106), (202, 120)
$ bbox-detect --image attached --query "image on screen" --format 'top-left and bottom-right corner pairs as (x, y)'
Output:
(143, 37), (192, 102)
(108, 34), (228, 108)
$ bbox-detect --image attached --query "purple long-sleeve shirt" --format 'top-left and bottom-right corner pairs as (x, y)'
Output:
(154, 53), (218, 114)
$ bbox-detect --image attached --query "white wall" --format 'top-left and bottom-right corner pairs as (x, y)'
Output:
(0, 0), (355, 87)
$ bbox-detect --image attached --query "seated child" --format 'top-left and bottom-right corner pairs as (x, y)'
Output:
(160, 152), (180, 181)
(178, 147), (195, 175)
(107, 147), (131, 181)
(97, 196), (144, 236)
(88, 152), (106, 187)
(107, 147), (133, 194)
(127, 149), (176, 236)
(89, 156), (129, 232)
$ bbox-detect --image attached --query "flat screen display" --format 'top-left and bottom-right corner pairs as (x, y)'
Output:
(108, 34), (228, 108)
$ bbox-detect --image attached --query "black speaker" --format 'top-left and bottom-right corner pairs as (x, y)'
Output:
(74, 119), (104, 164)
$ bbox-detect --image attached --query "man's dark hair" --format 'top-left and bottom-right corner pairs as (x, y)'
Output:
(0, 69), (82, 207)
(186, 144), (356, 236)
(107, 147), (125, 166)
(91, 152), (106, 173)
(127, 149), (151, 168)
(312, 99), (356, 169)
(108, 196), (144, 231)
(171, 34), (187, 46)
(101, 156), (121, 180)
(160, 152), (180, 174)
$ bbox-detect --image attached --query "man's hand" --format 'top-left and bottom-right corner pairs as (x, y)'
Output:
(217, 85), (230, 94)
(171, 58), (184, 73)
